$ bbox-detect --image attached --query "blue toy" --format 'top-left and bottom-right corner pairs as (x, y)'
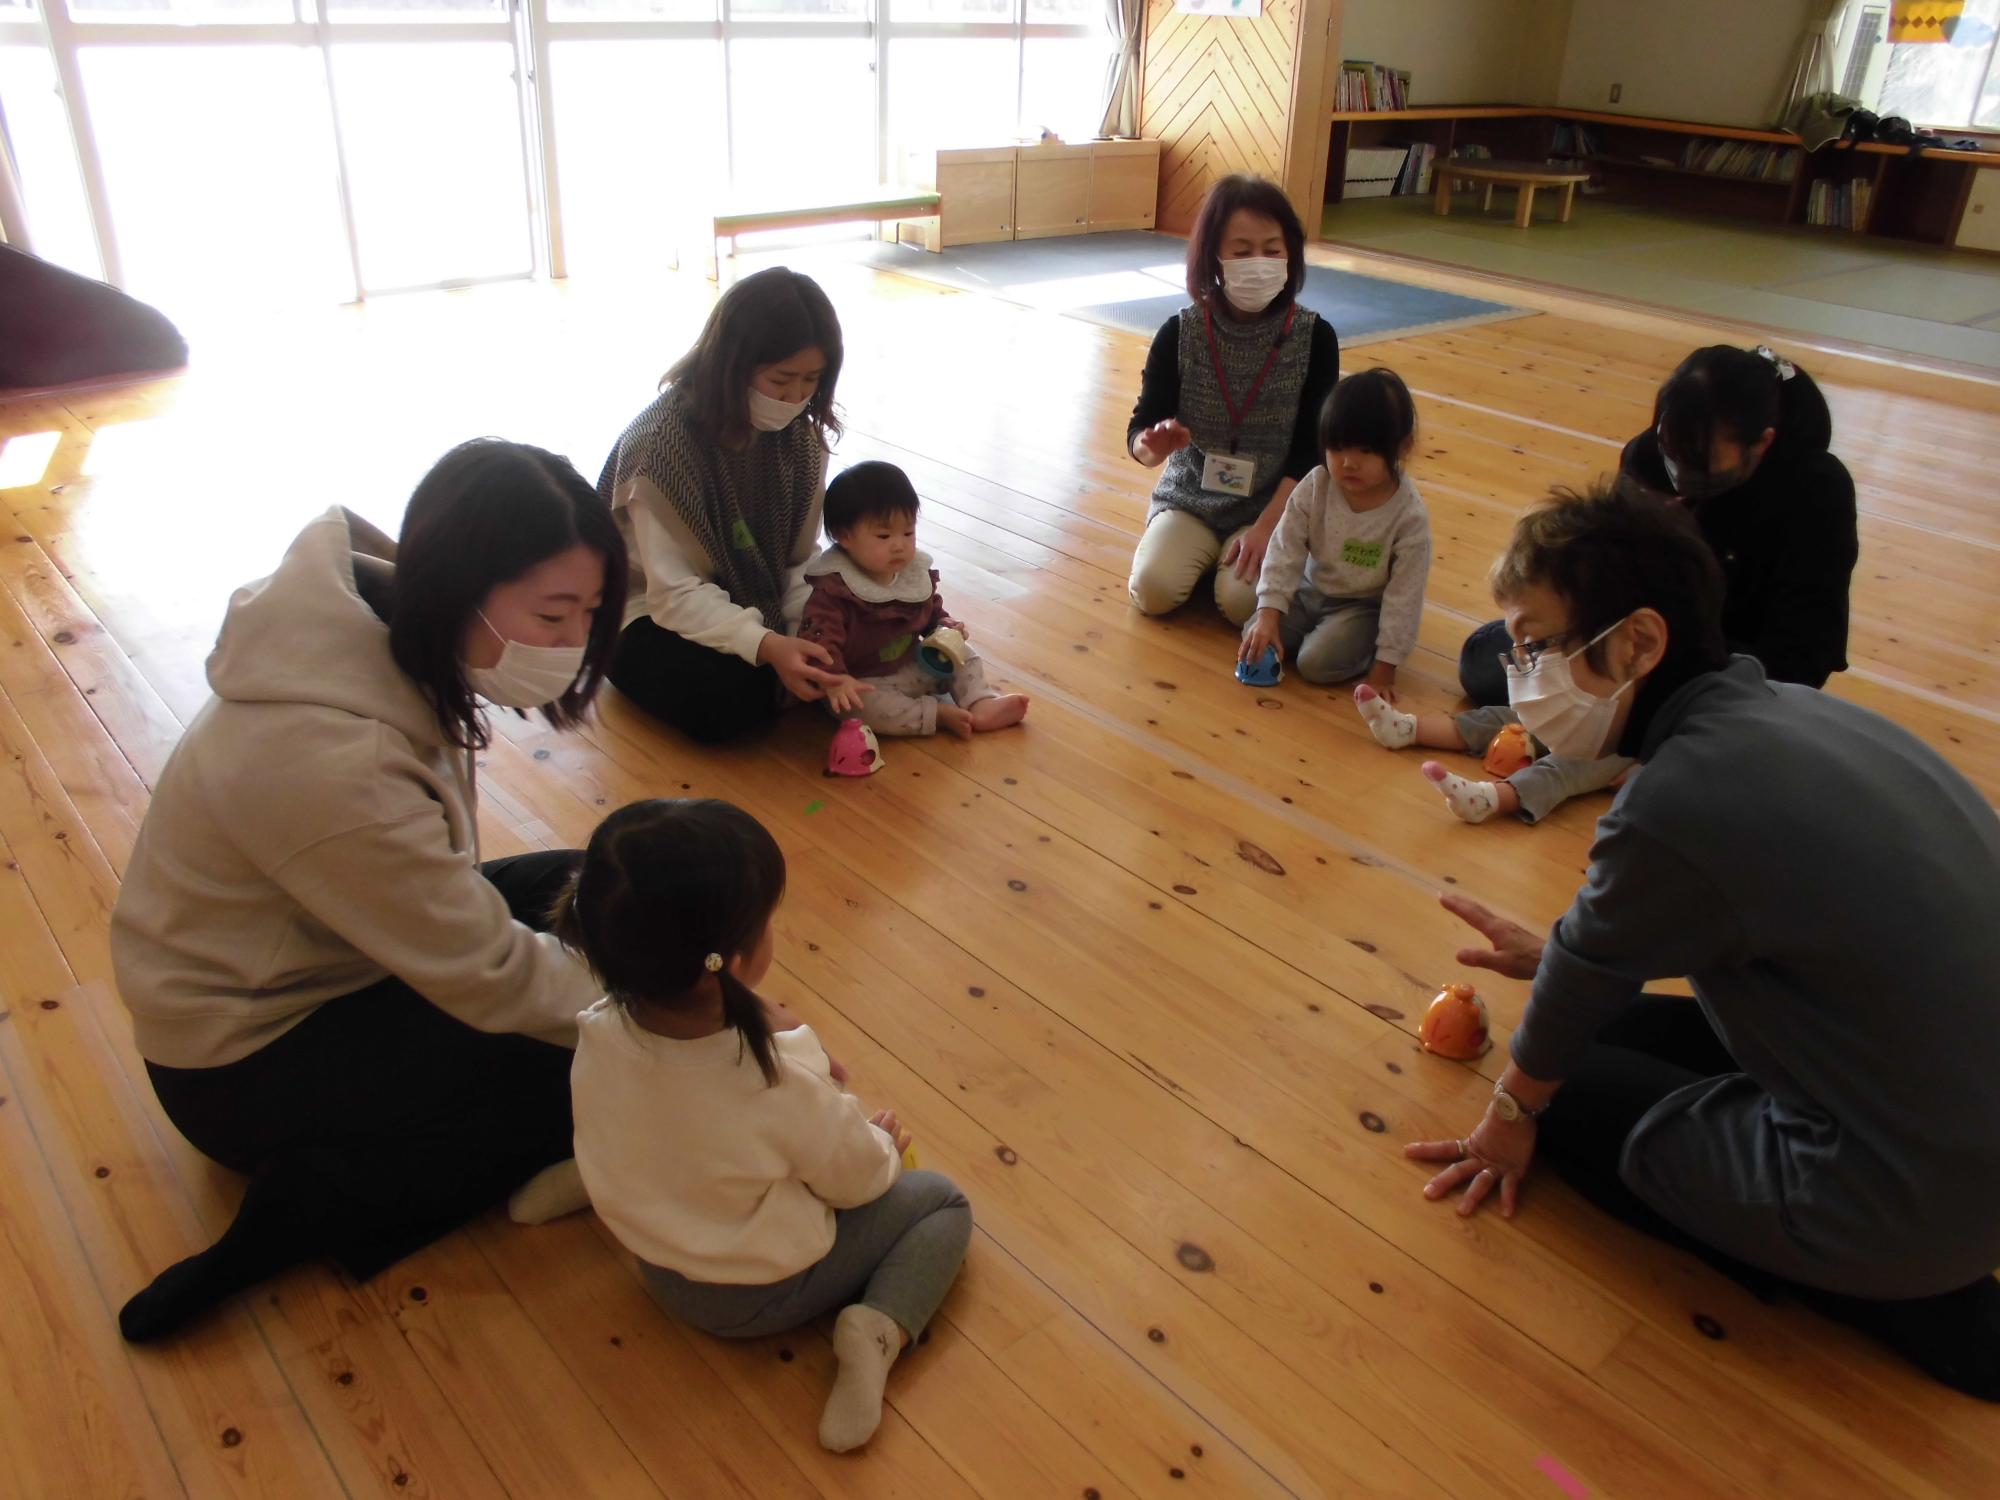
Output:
(1235, 646), (1282, 687)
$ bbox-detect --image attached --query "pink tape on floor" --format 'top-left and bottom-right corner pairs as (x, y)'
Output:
(1535, 1454), (1589, 1499)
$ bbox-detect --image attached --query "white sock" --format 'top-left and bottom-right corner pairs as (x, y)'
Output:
(507, 1158), (590, 1225)
(819, 1304), (904, 1453)
(1354, 684), (1417, 750)
(1422, 761), (1502, 825)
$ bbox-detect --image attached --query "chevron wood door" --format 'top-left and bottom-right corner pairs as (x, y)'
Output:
(1138, 0), (1304, 234)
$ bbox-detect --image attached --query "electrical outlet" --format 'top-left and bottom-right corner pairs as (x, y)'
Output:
(1610, 83), (1623, 103)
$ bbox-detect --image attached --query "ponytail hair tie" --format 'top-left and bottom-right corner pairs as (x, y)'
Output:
(704, 953), (725, 973)
(1753, 345), (1796, 381)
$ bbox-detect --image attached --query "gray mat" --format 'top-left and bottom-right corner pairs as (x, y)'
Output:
(858, 231), (1529, 345)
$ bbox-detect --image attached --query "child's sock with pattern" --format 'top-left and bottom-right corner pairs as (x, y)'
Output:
(1354, 683), (1417, 750)
(1422, 761), (1501, 825)
(819, 1303), (904, 1452)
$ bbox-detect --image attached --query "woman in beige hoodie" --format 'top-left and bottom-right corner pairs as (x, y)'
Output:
(110, 439), (627, 1341)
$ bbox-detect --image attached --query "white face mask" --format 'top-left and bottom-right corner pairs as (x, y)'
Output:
(464, 610), (586, 709)
(747, 387), (809, 432)
(1504, 616), (1635, 760)
(1220, 256), (1289, 315)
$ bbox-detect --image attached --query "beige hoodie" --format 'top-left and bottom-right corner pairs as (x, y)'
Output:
(110, 506), (599, 1069)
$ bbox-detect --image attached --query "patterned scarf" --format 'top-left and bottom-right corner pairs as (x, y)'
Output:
(597, 386), (824, 630)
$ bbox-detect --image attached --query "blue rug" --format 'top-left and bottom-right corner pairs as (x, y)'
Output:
(858, 231), (1528, 345)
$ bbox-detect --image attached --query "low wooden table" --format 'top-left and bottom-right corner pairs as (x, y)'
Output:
(1432, 160), (1590, 228)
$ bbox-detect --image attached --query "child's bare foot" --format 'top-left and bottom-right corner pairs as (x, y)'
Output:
(969, 694), (1029, 732)
(1354, 683), (1416, 749)
(937, 703), (975, 740)
(1420, 761), (1519, 825)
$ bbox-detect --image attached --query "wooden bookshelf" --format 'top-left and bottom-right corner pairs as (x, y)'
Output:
(1323, 104), (2000, 250)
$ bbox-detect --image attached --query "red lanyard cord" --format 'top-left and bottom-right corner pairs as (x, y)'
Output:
(1204, 301), (1297, 453)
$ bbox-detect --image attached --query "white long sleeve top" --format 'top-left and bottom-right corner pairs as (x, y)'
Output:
(1254, 467), (1432, 666)
(613, 467), (825, 665)
(571, 1008), (901, 1284)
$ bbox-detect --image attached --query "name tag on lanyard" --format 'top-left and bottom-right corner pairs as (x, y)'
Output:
(1200, 452), (1255, 496)
(1199, 302), (1297, 498)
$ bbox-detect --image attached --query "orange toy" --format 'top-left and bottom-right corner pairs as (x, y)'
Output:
(1481, 722), (1535, 778)
(1419, 983), (1492, 1060)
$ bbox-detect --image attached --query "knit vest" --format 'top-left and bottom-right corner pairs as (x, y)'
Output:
(1150, 301), (1317, 536)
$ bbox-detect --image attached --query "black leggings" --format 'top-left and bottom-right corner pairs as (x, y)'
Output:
(1457, 617), (1513, 706)
(610, 615), (784, 744)
(125, 852), (582, 1339)
(1541, 996), (2000, 1401)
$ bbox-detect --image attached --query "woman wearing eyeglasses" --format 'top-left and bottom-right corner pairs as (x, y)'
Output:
(1364, 345), (1859, 825)
(1402, 482), (1999, 1400)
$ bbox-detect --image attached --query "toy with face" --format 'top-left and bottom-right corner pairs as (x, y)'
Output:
(827, 717), (885, 777)
(1418, 982), (1491, 1060)
(1482, 721), (1535, 778)
(1235, 645), (1282, 687)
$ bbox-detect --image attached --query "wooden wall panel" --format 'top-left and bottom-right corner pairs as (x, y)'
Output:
(1139, 0), (1307, 234)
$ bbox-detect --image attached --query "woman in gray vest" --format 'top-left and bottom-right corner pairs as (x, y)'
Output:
(1125, 175), (1340, 622)
(1408, 485), (2000, 1400)
(599, 268), (846, 743)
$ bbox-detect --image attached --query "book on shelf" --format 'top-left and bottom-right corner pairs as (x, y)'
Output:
(1805, 177), (1872, 230)
(1677, 139), (1800, 181)
(1389, 140), (1437, 195)
(1337, 60), (1411, 113)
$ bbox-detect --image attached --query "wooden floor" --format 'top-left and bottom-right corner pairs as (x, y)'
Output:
(3, 242), (1998, 1500)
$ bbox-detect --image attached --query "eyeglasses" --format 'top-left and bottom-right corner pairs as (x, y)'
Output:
(1496, 632), (1581, 677)
(1498, 615), (1630, 677)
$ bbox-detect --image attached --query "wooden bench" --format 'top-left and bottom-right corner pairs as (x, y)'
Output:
(708, 189), (942, 276)
(1432, 160), (1590, 228)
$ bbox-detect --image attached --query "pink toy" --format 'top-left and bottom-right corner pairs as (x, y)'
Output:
(826, 717), (884, 777)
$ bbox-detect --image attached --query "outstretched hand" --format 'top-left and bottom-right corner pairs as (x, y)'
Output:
(1405, 1110), (1537, 1218)
(1439, 891), (1544, 982)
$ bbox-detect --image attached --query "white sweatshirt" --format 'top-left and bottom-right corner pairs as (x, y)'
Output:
(572, 1009), (901, 1284)
(1254, 467), (1432, 666)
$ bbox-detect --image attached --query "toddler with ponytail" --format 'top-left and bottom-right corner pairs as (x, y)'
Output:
(558, 797), (971, 1453)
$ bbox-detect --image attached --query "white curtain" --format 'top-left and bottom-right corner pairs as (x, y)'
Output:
(1777, 0), (1864, 119)
(1099, 0), (1144, 139)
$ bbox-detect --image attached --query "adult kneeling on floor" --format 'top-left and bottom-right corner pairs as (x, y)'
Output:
(1410, 483), (2000, 1401)
(1125, 174), (1340, 624)
(111, 441), (627, 1342)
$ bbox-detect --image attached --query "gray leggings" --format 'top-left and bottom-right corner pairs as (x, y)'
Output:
(1453, 706), (1636, 824)
(1279, 584), (1381, 685)
(638, 1170), (971, 1341)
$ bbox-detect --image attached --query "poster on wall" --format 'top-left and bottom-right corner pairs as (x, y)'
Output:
(1176, 0), (1261, 15)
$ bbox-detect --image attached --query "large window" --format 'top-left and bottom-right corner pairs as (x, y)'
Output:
(0, 0), (1115, 310)
(1839, 0), (2000, 130)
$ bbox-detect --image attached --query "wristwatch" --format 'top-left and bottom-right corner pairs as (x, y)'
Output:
(1491, 1085), (1546, 1123)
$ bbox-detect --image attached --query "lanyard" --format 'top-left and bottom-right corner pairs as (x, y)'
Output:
(1205, 302), (1296, 453)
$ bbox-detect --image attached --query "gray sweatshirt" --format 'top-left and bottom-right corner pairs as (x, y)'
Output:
(1514, 657), (2000, 1298)
(1253, 467), (1431, 665)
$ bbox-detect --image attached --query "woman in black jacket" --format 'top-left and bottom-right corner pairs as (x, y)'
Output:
(1457, 345), (1858, 707)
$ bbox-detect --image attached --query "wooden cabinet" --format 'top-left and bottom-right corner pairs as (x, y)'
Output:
(1956, 163), (2000, 251)
(1088, 139), (1160, 231)
(902, 140), (1162, 249)
(1015, 143), (1094, 239)
(902, 146), (1017, 249)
